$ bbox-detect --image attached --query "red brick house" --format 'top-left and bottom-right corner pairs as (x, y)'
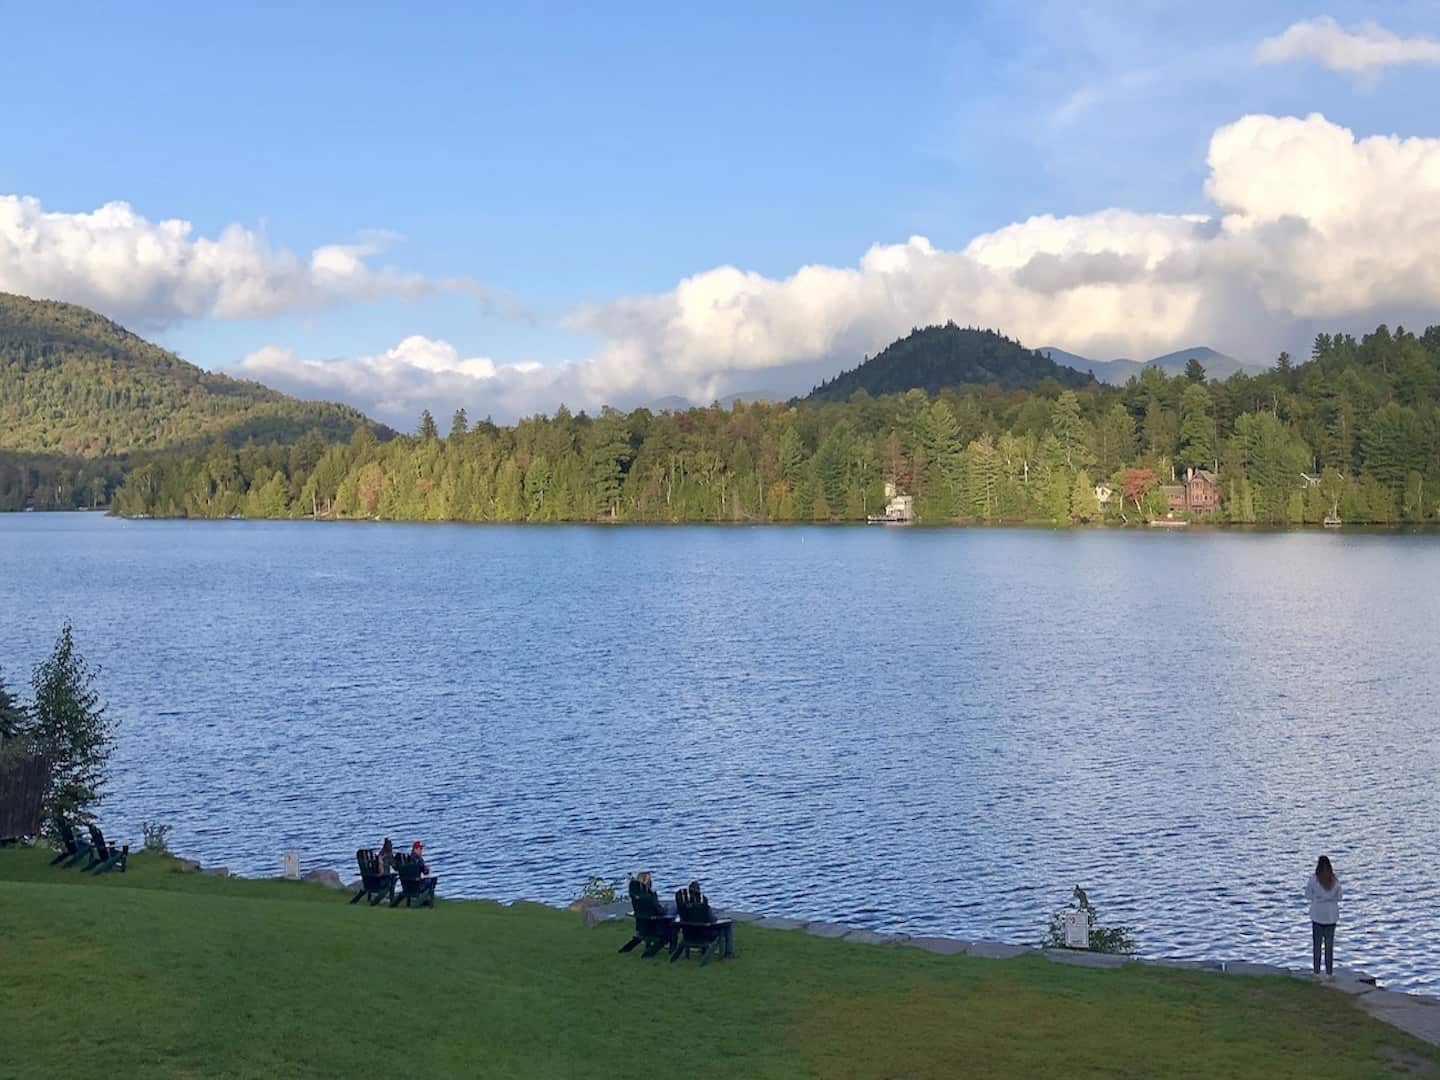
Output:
(1163, 468), (1221, 514)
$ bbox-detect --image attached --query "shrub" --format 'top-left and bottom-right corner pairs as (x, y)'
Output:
(1045, 884), (1136, 955)
(141, 821), (173, 854)
(580, 875), (623, 905)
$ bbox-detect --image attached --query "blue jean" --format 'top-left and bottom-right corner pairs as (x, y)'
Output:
(1312, 922), (1335, 975)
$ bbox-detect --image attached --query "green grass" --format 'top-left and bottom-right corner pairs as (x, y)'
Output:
(1, 848), (1432, 1079)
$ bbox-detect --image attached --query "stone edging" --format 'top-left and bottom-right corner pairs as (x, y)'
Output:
(580, 901), (1440, 1047)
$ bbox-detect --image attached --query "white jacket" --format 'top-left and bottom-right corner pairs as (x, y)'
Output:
(1305, 875), (1342, 924)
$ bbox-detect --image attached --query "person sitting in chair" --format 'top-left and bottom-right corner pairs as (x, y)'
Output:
(410, 840), (429, 875)
(378, 837), (395, 875)
(685, 880), (734, 958)
(634, 870), (673, 915)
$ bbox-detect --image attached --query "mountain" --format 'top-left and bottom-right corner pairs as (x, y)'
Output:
(1037, 344), (1253, 385)
(0, 291), (386, 458)
(804, 324), (1093, 403)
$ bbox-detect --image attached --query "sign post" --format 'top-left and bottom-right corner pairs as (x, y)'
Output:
(1063, 909), (1090, 950)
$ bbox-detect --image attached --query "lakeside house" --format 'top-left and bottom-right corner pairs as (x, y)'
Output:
(1094, 482), (1114, 509)
(1162, 468), (1221, 515)
(868, 481), (915, 524)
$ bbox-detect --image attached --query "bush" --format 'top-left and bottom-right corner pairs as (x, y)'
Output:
(580, 875), (623, 905)
(141, 821), (173, 854)
(1045, 884), (1136, 955)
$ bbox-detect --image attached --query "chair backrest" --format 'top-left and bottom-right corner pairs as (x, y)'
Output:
(630, 879), (664, 919)
(676, 885), (714, 924)
(87, 824), (111, 861)
(394, 852), (425, 881)
(356, 848), (381, 877)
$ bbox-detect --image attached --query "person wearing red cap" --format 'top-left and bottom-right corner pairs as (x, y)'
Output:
(410, 840), (428, 876)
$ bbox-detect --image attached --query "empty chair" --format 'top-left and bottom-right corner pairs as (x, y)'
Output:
(350, 848), (397, 906)
(391, 851), (438, 908)
(84, 824), (128, 874)
(670, 882), (734, 966)
(618, 876), (677, 958)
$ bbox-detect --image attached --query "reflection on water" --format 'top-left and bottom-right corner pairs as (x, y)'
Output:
(2, 515), (1437, 990)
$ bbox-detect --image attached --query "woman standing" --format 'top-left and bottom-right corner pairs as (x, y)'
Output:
(1305, 855), (1342, 979)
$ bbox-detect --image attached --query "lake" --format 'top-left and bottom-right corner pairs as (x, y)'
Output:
(2, 513), (1437, 990)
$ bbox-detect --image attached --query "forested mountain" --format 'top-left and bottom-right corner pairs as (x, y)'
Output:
(805, 324), (1093, 403)
(0, 292), (388, 509)
(113, 323), (1440, 528)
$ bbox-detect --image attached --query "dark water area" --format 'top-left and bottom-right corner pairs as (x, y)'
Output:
(2, 513), (1438, 990)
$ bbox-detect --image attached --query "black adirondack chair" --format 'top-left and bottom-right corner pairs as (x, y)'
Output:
(85, 824), (127, 874)
(391, 851), (437, 908)
(49, 819), (84, 866)
(618, 878), (677, 958)
(670, 885), (734, 966)
(349, 848), (397, 906)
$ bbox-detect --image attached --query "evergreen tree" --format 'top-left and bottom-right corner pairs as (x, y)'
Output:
(449, 408), (469, 440)
(1070, 469), (1099, 523)
(418, 409), (439, 441)
(29, 624), (113, 824)
(1177, 384), (1216, 470)
(1184, 357), (1207, 383)
(0, 665), (27, 739)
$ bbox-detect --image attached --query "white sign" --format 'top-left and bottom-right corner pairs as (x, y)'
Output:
(1064, 910), (1090, 949)
(283, 850), (300, 880)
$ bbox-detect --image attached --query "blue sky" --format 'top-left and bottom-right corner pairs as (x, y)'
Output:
(3, 2), (1439, 426)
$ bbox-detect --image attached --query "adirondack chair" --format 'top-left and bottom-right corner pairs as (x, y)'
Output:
(350, 848), (397, 905)
(49, 819), (85, 866)
(85, 824), (128, 874)
(618, 878), (677, 958)
(391, 851), (438, 908)
(670, 884), (734, 966)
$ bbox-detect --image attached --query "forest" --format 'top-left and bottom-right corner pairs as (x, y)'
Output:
(109, 323), (1440, 527)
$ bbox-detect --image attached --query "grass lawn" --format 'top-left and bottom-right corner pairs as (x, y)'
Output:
(0, 847), (1433, 1079)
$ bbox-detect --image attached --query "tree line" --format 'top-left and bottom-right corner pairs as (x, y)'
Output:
(110, 323), (1440, 527)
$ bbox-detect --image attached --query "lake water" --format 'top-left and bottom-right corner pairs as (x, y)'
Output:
(2, 514), (1438, 990)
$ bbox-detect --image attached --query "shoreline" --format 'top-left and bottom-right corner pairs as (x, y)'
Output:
(161, 846), (1440, 1046)
(10, 508), (1440, 533)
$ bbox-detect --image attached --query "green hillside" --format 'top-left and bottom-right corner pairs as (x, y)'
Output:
(0, 292), (387, 509)
(805, 324), (1093, 403)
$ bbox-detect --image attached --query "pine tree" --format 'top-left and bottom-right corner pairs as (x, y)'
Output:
(449, 408), (469, 440)
(1177, 384), (1216, 470)
(0, 665), (27, 740)
(418, 409), (438, 441)
(29, 624), (113, 824)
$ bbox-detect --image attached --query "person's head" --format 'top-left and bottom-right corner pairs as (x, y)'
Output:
(637, 870), (653, 889)
(412, 840), (424, 855)
(1315, 855), (1335, 888)
(381, 838), (392, 853)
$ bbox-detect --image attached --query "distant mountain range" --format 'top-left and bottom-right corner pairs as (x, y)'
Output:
(646, 390), (772, 412)
(1037, 345), (1257, 384)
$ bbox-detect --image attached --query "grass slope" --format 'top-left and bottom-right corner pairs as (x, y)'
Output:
(0, 848), (1432, 1079)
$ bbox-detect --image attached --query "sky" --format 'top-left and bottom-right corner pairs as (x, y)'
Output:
(2, 1), (1440, 429)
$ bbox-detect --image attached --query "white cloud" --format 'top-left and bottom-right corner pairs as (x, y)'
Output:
(1255, 16), (1440, 75)
(239, 112), (1440, 428)
(0, 195), (488, 326)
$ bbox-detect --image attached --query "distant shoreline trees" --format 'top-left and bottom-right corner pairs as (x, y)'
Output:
(88, 322), (1440, 528)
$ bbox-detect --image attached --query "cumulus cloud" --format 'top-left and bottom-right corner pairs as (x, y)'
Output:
(0, 195), (489, 326)
(1255, 16), (1440, 75)
(237, 113), (1440, 428)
